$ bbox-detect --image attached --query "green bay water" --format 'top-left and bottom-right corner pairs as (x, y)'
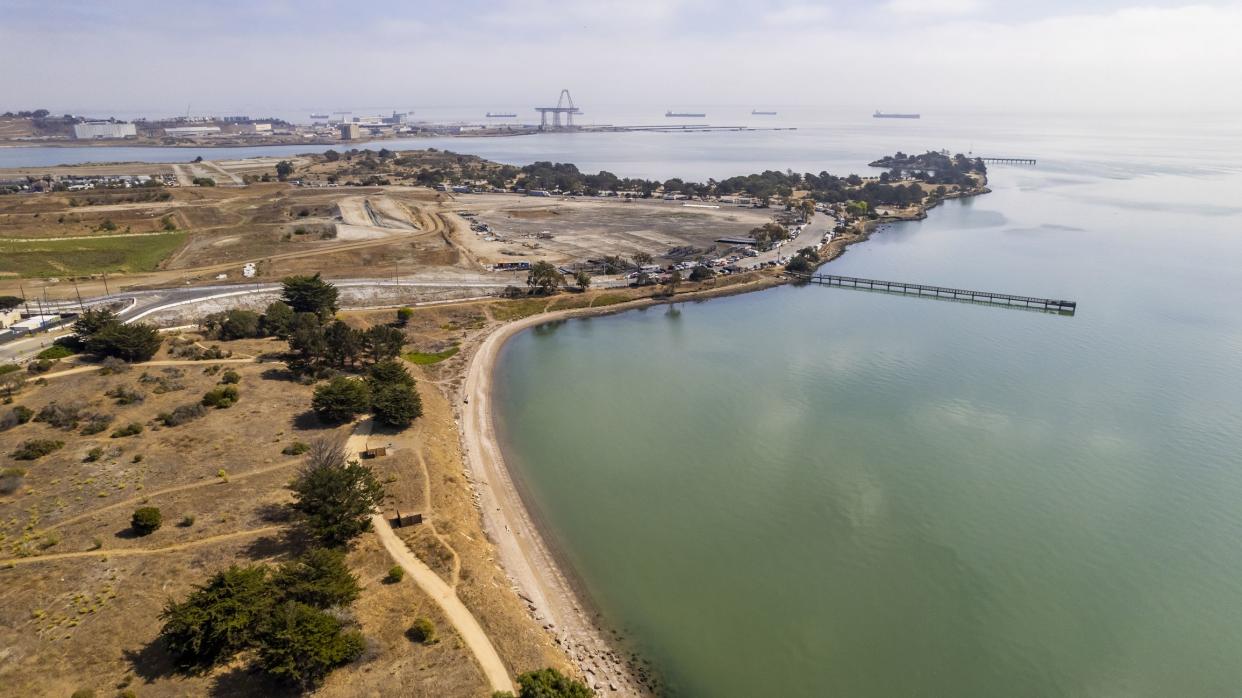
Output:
(492, 147), (1242, 695)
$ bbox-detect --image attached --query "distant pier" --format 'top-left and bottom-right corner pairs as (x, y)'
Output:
(800, 274), (1076, 314)
(979, 157), (1037, 164)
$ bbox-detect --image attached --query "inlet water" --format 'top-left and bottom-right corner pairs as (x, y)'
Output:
(493, 136), (1242, 696)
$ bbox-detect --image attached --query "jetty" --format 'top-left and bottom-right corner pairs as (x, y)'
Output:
(979, 157), (1037, 165)
(800, 273), (1076, 314)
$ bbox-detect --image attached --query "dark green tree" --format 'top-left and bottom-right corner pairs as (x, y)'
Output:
(289, 439), (387, 545)
(272, 547), (360, 609)
(262, 301), (296, 338)
(281, 274), (339, 321)
(526, 261), (562, 295)
(311, 377), (370, 423)
(159, 565), (272, 670)
(73, 308), (118, 339)
(363, 325), (404, 364)
(324, 320), (363, 368)
(275, 160), (295, 180)
(371, 383), (422, 428)
(254, 601), (364, 689)
(366, 358), (415, 391)
(0, 295), (23, 311)
(85, 322), (162, 362)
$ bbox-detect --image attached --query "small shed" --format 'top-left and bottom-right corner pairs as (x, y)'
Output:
(361, 446), (387, 459)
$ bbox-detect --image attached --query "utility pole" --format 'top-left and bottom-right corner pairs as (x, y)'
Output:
(19, 282), (31, 318)
(102, 272), (111, 297)
(73, 279), (85, 314)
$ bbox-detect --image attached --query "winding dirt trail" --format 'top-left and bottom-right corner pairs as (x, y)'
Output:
(345, 420), (514, 695)
(0, 526), (282, 567)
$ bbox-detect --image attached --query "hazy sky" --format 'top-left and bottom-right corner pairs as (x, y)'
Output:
(2, 0), (1240, 115)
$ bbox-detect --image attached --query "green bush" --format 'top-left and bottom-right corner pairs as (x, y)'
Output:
(11, 439), (64, 460)
(515, 668), (594, 698)
(13, 405), (32, 423)
(201, 385), (239, 409)
(84, 446), (104, 462)
(405, 617), (437, 645)
(84, 322), (163, 362)
(131, 506), (162, 535)
(272, 548), (360, 609)
(384, 566), (404, 584)
(282, 441), (310, 456)
(396, 307), (414, 325)
(371, 383), (422, 428)
(159, 403), (207, 427)
(179, 514), (196, 527)
(219, 370), (241, 385)
(0, 363), (20, 375)
(36, 344), (75, 360)
(255, 601), (364, 689)
(111, 422), (143, 438)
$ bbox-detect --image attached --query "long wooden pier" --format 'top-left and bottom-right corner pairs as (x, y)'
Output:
(979, 157), (1037, 164)
(802, 274), (1076, 313)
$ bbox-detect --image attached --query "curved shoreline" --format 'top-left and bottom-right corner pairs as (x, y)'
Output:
(459, 277), (783, 695)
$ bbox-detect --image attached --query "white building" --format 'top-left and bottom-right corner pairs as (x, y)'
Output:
(0, 308), (21, 329)
(164, 126), (221, 137)
(242, 123), (271, 134)
(73, 122), (137, 139)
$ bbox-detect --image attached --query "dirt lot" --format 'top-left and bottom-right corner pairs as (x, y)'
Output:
(450, 193), (774, 267)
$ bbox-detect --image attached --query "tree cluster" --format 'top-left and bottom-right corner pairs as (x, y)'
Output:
(749, 222), (790, 250)
(311, 359), (422, 427)
(159, 547), (364, 689)
(73, 309), (162, 362)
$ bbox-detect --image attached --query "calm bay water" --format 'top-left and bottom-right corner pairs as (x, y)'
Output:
(486, 120), (1242, 696)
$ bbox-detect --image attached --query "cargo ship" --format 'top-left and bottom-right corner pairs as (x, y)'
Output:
(486, 112), (517, 118)
(752, 110), (777, 115)
(666, 111), (706, 118)
(873, 110), (920, 119)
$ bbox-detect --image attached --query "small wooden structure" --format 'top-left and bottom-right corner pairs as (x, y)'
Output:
(391, 509), (424, 528)
(361, 446), (388, 459)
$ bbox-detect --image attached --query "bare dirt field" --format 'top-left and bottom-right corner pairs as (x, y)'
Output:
(449, 193), (774, 267)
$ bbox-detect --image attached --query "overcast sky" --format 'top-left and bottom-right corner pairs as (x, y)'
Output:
(2, 0), (1240, 115)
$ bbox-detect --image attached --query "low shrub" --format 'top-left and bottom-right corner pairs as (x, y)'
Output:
(84, 446), (104, 462)
(179, 514), (196, 527)
(201, 385), (239, 409)
(105, 386), (144, 405)
(11, 439), (65, 460)
(13, 405), (33, 423)
(111, 422), (143, 438)
(27, 358), (54, 373)
(80, 413), (114, 435)
(99, 356), (131, 375)
(406, 617), (437, 644)
(282, 441), (310, 456)
(131, 506), (162, 535)
(35, 402), (84, 429)
(0, 364), (20, 375)
(0, 467), (27, 494)
(219, 370), (241, 385)
(36, 344), (75, 360)
(158, 403), (207, 427)
(384, 566), (404, 584)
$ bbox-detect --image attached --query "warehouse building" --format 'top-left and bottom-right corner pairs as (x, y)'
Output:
(73, 121), (137, 139)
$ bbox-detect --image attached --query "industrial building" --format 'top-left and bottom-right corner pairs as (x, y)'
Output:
(242, 122), (271, 134)
(339, 123), (362, 140)
(164, 126), (221, 137)
(72, 121), (137, 139)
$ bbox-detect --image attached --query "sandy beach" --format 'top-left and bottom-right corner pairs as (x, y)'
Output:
(459, 274), (787, 696)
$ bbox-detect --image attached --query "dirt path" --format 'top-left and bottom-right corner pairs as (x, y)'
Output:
(39, 357), (258, 381)
(0, 525), (282, 567)
(45, 459), (299, 532)
(345, 420), (514, 695)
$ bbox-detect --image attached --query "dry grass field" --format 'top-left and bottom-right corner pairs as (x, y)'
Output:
(0, 313), (571, 696)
